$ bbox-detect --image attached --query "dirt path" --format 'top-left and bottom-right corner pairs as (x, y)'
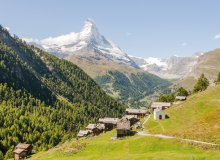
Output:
(138, 115), (219, 146)
(137, 131), (218, 145)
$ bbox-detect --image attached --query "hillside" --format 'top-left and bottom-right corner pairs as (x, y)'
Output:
(25, 20), (172, 108)
(177, 49), (220, 90)
(30, 130), (220, 160)
(0, 26), (125, 158)
(146, 85), (220, 144)
(96, 71), (171, 108)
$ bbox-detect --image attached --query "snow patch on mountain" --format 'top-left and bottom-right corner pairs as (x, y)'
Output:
(130, 55), (199, 79)
(24, 19), (137, 67)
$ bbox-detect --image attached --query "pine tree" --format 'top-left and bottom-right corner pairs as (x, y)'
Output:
(193, 74), (209, 93)
(215, 72), (220, 84)
(176, 87), (189, 96)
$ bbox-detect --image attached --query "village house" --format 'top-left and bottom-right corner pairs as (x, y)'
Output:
(151, 102), (171, 110)
(13, 143), (32, 160)
(125, 109), (147, 117)
(86, 123), (105, 136)
(98, 117), (119, 131)
(77, 130), (91, 137)
(123, 115), (139, 126)
(117, 117), (131, 137)
(175, 96), (187, 101)
(154, 109), (166, 120)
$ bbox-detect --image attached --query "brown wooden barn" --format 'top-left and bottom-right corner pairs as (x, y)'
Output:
(117, 117), (131, 137)
(98, 117), (118, 131)
(13, 143), (32, 160)
(123, 115), (139, 126)
(86, 123), (105, 136)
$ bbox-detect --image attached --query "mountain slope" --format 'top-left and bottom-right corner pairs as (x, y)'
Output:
(0, 26), (125, 157)
(130, 55), (198, 79)
(177, 49), (220, 90)
(146, 84), (220, 144)
(28, 19), (138, 68)
(25, 20), (171, 107)
(96, 71), (171, 108)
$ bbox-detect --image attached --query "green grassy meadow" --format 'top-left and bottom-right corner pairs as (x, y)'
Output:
(146, 85), (220, 144)
(31, 130), (220, 160)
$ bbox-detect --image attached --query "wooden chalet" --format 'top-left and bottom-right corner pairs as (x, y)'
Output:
(117, 117), (131, 137)
(77, 130), (91, 137)
(175, 96), (187, 101)
(123, 115), (139, 126)
(13, 143), (32, 160)
(125, 109), (147, 117)
(151, 102), (171, 110)
(86, 123), (105, 136)
(98, 117), (119, 131)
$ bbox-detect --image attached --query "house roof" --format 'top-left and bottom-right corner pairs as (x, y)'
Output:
(98, 117), (119, 124)
(123, 115), (138, 120)
(176, 96), (187, 100)
(151, 102), (171, 108)
(117, 118), (130, 130)
(13, 148), (26, 154)
(96, 123), (105, 130)
(16, 143), (31, 149)
(125, 109), (146, 114)
(154, 108), (165, 114)
(77, 130), (91, 137)
(86, 124), (96, 130)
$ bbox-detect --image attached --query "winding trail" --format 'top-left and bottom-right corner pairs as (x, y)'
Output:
(138, 115), (219, 146)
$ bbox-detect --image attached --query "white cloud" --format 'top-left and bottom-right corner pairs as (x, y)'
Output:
(181, 42), (187, 46)
(214, 34), (220, 39)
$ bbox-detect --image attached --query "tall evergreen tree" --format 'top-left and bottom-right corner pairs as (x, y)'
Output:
(193, 74), (209, 93)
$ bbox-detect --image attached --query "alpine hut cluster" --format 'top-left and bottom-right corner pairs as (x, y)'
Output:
(77, 108), (147, 138)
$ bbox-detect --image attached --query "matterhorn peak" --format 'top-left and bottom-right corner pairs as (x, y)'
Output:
(80, 18), (99, 38)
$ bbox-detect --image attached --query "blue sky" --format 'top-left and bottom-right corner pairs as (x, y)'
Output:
(1, 0), (220, 58)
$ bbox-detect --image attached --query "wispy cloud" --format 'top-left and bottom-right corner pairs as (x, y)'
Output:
(181, 42), (187, 46)
(214, 34), (220, 39)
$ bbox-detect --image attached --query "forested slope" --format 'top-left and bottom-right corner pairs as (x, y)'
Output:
(0, 26), (125, 158)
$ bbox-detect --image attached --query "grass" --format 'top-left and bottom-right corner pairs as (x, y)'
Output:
(30, 129), (220, 160)
(146, 85), (220, 144)
(31, 85), (220, 160)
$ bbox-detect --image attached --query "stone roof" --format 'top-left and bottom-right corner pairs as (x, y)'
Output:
(176, 96), (187, 100)
(96, 123), (105, 130)
(151, 102), (171, 108)
(16, 143), (31, 149)
(123, 115), (138, 120)
(117, 118), (130, 130)
(13, 148), (26, 154)
(77, 130), (91, 137)
(86, 124), (96, 130)
(125, 109), (146, 114)
(98, 117), (119, 124)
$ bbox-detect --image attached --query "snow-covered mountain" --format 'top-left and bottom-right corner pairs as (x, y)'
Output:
(25, 19), (138, 68)
(24, 19), (202, 80)
(130, 55), (199, 79)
